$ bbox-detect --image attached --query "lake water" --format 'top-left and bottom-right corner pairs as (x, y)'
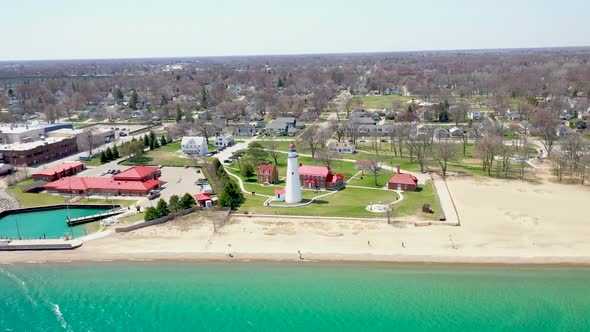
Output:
(0, 207), (111, 239)
(1, 262), (588, 331)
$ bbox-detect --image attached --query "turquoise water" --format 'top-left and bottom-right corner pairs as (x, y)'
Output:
(1, 262), (589, 331)
(0, 207), (110, 239)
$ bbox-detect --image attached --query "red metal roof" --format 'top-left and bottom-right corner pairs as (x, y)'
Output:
(299, 165), (331, 177)
(43, 177), (161, 192)
(388, 173), (418, 186)
(113, 166), (159, 180)
(257, 164), (276, 174)
(194, 193), (212, 201)
(32, 162), (84, 176)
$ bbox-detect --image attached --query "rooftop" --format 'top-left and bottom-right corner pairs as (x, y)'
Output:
(299, 165), (332, 177)
(388, 173), (418, 185)
(113, 166), (159, 180)
(0, 137), (74, 151)
(32, 161), (84, 176)
(43, 177), (161, 192)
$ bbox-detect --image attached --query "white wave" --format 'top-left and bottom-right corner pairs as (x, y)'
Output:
(0, 268), (38, 307)
(52, 304), (70, 331)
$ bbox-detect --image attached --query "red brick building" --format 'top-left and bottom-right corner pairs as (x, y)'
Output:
(387, 166), (418, 191)
(0, 137), (78, 166)
(299, 165), (344, 190)
(32, 162), (86, 182)
(257, 163), (278, 184)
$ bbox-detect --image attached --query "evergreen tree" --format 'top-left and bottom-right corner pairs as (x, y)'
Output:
(143, 134), (150, 147)
(149, 138), (155, 150)
(115, 88), (124, 102)
(179, 193), (196, 209)
(160, 135), (167, 146)
(407, 105), (413, 112)
(153, 138), (160, 149)
(105, 147), (113, 161)
(168, 195), (180, 213)
(156, 198), (170, 217)
(175, 104), (182, 123)
(277, 77), (284, 88)
(112, 144), (120, 159)
(144, 207), (159, 221)
(100, 151), (107, 164)
(129, 91), (139, 110)
(219, 180), (243, 209)
(149, 131), (156, 144)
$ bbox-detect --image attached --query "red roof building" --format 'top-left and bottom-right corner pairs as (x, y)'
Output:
(194, 193), (212, 202)
(43, 177), (161, 196)
(32, 162), (85, 182)
(113, 166), (160, 181)
(299, 165), (344, 190)
(257, 163), (278, 184)
(387, 172), (418, 191)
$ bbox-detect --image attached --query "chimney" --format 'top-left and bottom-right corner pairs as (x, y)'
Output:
(396, 164), (401, 174)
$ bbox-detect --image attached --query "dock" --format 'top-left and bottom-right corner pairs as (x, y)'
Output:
(67, 209), (125, 226)
(0, 239), (83, 251)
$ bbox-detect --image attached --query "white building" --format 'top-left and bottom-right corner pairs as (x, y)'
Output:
(285, 143), (302, 203)
(327, 141), (356, 154)
(181, 136), (208, 157)
(214, 133), (234, 147)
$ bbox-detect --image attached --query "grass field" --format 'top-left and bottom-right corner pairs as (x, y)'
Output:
(121, 141), (194, 167)
(6, 179), (137, 208)
(236, 182), (442, 220)
(355, 94), (416, 109)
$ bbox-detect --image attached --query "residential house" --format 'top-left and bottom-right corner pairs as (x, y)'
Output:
(265, 117), (298, 136)
(449, 127), (464, 137)
(234, 123), (256, 136)
(327, 141), (356, 154)
(433, 128), (450, 139)
(505, 109), (521, 121)
(257, 163), (278, 184)
(181, 136), (208, 157)
(214, 133), (234, 147)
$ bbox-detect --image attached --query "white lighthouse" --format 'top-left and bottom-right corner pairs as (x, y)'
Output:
(285, 143), (302, 203)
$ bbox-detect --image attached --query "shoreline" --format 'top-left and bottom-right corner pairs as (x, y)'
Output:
(2, 251), (590, 267)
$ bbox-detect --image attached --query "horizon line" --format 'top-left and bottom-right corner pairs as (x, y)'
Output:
(1, 45), (590, 64)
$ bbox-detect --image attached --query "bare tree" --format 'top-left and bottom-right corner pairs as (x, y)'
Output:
(450, 101), (469, 125)
(316, 149), (337, 168)
(408, 131), (433, 173)
(433, 140), (458, 177)
(79, 127), (100, 157)
(267, 137), (281, 166)
(532, 109), (559, 158)
(475, 135), (503, 176)
(299, 125), (321, 159)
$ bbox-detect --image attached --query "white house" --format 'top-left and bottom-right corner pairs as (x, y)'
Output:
(214, 133), (234, 147)
(327, 141), (356, 154)
(181, 136), (208, 157)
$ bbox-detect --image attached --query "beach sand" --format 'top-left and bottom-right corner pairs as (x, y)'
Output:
(2, 176), (590, 265)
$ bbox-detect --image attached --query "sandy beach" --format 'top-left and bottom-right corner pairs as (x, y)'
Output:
(2, 175), (590, 265)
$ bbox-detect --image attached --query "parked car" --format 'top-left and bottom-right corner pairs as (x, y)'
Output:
(147, 190), (160, 200)
(119, 132), (128, 137)
(223, 159), (231, 164)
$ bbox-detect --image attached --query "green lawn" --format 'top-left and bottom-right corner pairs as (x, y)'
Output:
(121, 141), (194, 167)
(237, 186), (400, 218)
(118, 212), (146, 224)
(346, 171), (394, 188)
(6, 179), (137, 208)
(394, 181), (443, 220)
(84, 156), (103, 167)
(355, 94), (415, 109)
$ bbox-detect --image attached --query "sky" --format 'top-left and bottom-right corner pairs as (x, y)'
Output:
(1, 0), (589, 61)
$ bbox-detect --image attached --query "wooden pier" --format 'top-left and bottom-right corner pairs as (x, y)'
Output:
(67, 209), (125, 226)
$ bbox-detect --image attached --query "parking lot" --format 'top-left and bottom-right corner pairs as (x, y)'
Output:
(156, 166), (206, 203)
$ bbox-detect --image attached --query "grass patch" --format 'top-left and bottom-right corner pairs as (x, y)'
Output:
(355, 94), (416, 109)
(237, 187), (400, 218)
(394, 181), (443, 220)
(118, 212), (145, 224)
(122, 141), (195, 167)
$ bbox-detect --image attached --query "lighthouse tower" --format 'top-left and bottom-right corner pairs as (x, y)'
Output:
(285, 143), (302, 203)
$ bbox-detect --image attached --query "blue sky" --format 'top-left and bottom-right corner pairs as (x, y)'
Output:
(1, 0), (589, 61)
